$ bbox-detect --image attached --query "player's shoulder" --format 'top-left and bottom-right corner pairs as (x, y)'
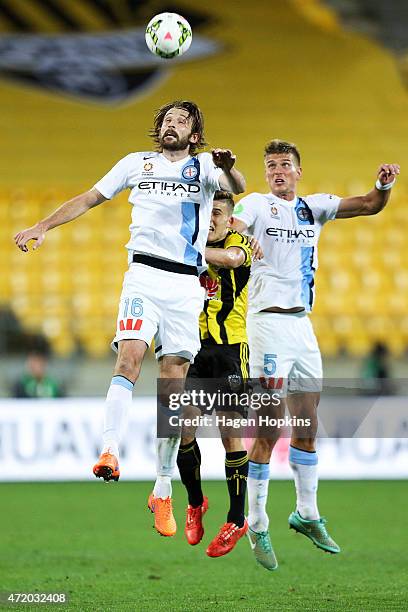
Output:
(196, 151), (216, 168)
(302, 193), (340, 207)
(196, 151), (212, 160)
(241, 191), (266, 202)
(236, 192), (267, 208)
(225, 228), (251, 246)
(112, 151), (146, 165)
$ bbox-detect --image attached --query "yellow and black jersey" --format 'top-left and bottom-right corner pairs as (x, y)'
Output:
(199, 230), (252, 345)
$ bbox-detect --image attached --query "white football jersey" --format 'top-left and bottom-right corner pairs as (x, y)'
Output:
(233, 192), (340, 313)
(94, 151), (222, 267)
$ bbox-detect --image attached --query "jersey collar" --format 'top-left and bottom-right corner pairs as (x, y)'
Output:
(267, 192), (297, 207)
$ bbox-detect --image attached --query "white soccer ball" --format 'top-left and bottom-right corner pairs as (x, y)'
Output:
(145, 12), (192, 59)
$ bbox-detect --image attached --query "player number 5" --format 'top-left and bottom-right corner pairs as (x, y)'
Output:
(264, 353), (277, 376)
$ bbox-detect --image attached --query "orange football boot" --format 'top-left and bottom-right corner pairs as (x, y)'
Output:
(185, 496), (209, 545)
(148, 493), (176, 537)
(93, 451), (120, 482)
(206, 520), (248, 557)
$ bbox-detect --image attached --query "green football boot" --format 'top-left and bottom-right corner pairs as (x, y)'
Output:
(288, 511), (340, 554)
(247, 526), (278, 571)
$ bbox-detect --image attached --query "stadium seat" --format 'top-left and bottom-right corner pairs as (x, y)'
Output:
(3, 184), (407, 357)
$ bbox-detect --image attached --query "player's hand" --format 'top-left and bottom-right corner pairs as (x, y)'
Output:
(377, 163), (400, 187)
(14, 223), (46, 252)
(249, 236), (264, 261)
(212, 148), (236, 172)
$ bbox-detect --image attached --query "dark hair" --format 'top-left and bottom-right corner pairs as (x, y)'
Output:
(264, 139), (301, 166)
(214, 190), (234, 213)
(149, 100), (206, 155)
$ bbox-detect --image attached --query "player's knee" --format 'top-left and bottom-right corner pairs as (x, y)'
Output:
(251, 437), (276, 461)
(221, 437), (244, 452)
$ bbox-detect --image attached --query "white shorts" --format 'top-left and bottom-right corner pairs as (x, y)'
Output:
(247, 311), (323, 395)
(112, 263), (204, 362)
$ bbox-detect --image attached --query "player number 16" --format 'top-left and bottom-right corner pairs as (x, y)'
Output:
(123, 297), (144, 318)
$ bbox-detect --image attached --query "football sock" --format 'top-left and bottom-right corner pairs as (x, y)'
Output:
(289, 445), (320, 520)
(153, 436), (181, 499)
(176, 439), (204, 508)
(247, 461), (270, 532)
(225, 450), (248, 528)
(102, 375), (134, 459)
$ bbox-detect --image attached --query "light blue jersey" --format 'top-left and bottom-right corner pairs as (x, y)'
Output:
(94, 151), (222, 268)
(233, 192), (340, 313)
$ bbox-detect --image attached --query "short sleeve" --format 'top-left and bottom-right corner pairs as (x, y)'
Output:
(307, 193), (341, 224)
(225, 232), (252, 267)
(93, 154), (136, 199)
(200, 152), (222, 192)
(232, 193), (260, 230)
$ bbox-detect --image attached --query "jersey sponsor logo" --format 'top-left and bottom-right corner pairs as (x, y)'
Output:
(259, 376), (284, 390)
(200, 273), (219, 299)
(228, 374), (242, 391)
(138, 181), (200, 193)
(266, 227), (315, 239)
(119, 318), (143, 331)
(182, 165), (198, 180)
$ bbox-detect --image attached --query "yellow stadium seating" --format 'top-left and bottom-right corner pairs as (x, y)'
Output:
(1, 0), (407, 358)
(2, 185), (407, 357)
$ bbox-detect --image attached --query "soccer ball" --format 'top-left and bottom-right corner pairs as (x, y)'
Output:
(145, 12), (192, 59)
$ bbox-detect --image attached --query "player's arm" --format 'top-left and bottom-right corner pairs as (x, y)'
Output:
(205, 246), (246, 269)
(14, 188), (106, 252)
(212, 149), (246, 195)
(336, 164), (400, 219)
(229, 219), (263, 260)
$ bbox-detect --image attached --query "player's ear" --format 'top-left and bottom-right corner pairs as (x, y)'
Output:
(227, 214), (234, 228)
(296, 166), (302, 180)
(189, 132), (199, 144)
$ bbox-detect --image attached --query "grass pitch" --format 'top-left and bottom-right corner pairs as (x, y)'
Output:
(1, 481), (406, 611)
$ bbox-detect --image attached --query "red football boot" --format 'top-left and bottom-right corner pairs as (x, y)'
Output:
(185, 496), (209, 545)
(206, 520), (248, 557)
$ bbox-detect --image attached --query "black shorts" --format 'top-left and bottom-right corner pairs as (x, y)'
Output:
(186, 342), (250, 416)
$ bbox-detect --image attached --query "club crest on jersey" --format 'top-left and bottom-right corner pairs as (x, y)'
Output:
(270, 205), (280, 218)
(296, 207), (311, 222)
(182, 165), (198, 180)
(228, 374), (242, 391)
(144, 163), (153, 171)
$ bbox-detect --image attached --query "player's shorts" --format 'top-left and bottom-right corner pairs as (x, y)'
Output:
(186, 342), (250, 416)
(111, 260), (204, 363)
(247, 311), (322, 396)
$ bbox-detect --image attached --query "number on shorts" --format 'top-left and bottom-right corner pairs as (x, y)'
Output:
(123, 297), (144, 318)
(264, 353), (277, 376)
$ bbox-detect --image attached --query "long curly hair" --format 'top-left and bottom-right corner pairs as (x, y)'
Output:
(149, 100), (207, 155)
